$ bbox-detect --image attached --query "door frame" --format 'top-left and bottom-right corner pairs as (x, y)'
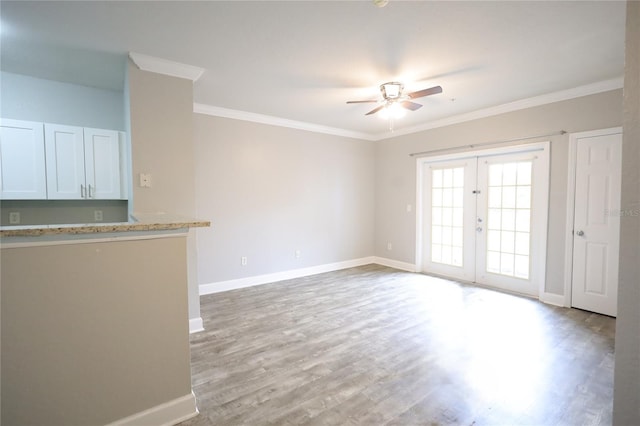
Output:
(415, 141), (550, 299)
(563, 127), (623, 308)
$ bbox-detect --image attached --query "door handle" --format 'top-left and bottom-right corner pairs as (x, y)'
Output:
(576, 230), (585, 236)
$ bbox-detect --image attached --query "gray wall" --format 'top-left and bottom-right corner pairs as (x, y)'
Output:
(375, 90), (623, 296)
(0, 71), (125, 131)
(128, 63), (195, 218)
(194, 114), (375, 285)
(127, 61), (202, 323)
(1, 236), (192, 425)
(613, 1), (640, 423)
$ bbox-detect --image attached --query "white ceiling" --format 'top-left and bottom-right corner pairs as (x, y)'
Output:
(0, 1), (626, 138)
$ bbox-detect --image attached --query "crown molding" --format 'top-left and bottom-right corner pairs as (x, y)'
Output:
(193, 77), (623, 141)
(193, 103), (375, 141)
(129, 52), (204, 82)
(373, 77), (624, 140)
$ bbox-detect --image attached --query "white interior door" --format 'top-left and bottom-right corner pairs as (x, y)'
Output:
(418, 143), (549, 298)
(570, 131), (622, 317)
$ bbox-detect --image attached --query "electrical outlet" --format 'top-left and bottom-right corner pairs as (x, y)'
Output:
(295, 250), (301, 259)
(94, 210), (103, 221)
(241, 256), (248, 266)
(9, 212), (20, 225)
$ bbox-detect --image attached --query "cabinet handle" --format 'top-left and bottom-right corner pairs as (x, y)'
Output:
(88, 185), (93, 199)
(81, 184), (86, 198)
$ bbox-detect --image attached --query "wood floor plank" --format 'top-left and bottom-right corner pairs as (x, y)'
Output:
(179, 264), (615, 425)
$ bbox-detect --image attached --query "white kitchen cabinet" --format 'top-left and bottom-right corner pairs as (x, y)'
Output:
(0, 119), (47, 199)
(83, 128), (123, 200)
(44, 124), (85, 199)
(45, 124), (123, 200)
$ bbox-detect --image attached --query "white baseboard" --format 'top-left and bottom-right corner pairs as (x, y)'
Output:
(106, 391), (198, 426)
(200, 258), (571, 312)
(373, 256), (417, 272)
(540, 292), (568, 307)
(189, 317), (204, 334)
(200, 257), (376, 295)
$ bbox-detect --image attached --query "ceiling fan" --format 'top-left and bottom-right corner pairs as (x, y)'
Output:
(347, 82), (443, 116)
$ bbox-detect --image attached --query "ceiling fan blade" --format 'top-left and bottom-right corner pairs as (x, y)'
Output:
(407, 85), (443, 99)
(400, 100), (423, 111)
(365, 105), (385, 115)
(346, 100), (378, 104)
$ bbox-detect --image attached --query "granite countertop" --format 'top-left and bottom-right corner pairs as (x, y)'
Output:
(0, 213), (210, 238)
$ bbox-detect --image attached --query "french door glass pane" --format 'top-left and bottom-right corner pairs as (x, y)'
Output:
(485, 161), (532, 279)
(432, 167), (464, 266)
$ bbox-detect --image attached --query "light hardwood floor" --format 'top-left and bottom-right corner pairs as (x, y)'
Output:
(180, 264), (615, 425)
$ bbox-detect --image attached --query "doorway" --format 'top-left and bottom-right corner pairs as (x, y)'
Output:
(564, 128), (622, 317)
(416, 142), (550, 298)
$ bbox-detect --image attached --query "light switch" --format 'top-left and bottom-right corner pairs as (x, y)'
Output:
(139, 173), (152, 188)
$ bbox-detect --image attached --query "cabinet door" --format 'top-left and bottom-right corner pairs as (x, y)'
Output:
(0, 119), (47, 199)
(83, 128), (122, 199)
(45, 124), (86, 199)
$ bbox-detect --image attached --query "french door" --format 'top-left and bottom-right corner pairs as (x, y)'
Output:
(418, 144), (549, 297)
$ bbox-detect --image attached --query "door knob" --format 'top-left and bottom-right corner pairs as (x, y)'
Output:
(476, 227), (483, 232)
(576, 230), (585, 236)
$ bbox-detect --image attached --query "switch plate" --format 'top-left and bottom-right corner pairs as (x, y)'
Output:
(139, 173), (152, 188)
(9, 212), (20, 224)
(295, 250), (301, 259)
(241, 256), (248, 266)
(387, 242), (393, 251)
(94, 210), (103, 221)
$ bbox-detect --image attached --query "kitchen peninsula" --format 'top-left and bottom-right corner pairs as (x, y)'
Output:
(0, 214), (209, 238)
(1, 216), (209, 425)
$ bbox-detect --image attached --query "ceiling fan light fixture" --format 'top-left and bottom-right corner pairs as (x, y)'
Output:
(347, 82), (441, 122)
(379, 102), (406, 120)
(381, 82), (403, 99)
